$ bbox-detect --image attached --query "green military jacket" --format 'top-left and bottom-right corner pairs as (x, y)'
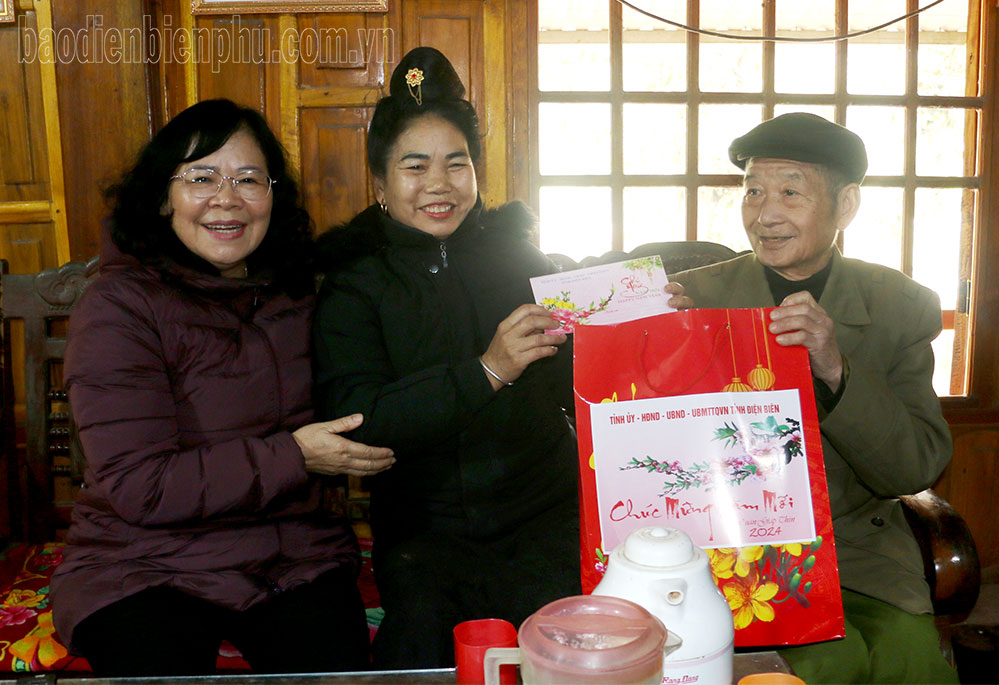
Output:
(672, 248), (951, 614)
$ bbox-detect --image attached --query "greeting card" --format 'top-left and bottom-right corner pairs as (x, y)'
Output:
(531, 256), (674, 334)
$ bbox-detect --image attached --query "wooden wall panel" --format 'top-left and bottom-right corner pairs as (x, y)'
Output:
(0, 224), (55, 275)
(402, 3), (482, 111)
(298, 13), (391, 90)
(505, 0), (530, 203)
(147, 0), (189, 125)
(49, 2), (154, 261)
(300, 107), (373, 232)
(194, 16), (282, 135)
(0, 14), (49, 203)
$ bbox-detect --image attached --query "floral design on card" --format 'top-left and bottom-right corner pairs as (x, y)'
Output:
(530, 256), (673, 334)
(540, 288), (615, 333)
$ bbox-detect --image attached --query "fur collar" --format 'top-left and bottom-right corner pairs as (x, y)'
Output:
(317, 200), (537, 272)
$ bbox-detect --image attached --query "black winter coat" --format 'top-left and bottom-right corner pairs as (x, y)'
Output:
(313, 201), (578, 541)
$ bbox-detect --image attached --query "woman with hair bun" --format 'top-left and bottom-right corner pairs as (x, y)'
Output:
(316, 47), (691, 667)
(312, 47), (581, 668)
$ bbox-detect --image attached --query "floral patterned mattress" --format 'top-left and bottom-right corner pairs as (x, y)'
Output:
(0, 539), (382, 674)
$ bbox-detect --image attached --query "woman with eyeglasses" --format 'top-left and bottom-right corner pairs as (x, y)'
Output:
(50, 99), (394, 676)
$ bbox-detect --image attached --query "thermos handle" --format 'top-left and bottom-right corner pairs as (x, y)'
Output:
(483, 647), (520, 685)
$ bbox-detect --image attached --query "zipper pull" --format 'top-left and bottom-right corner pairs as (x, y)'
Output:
(440, 242), (448, 269)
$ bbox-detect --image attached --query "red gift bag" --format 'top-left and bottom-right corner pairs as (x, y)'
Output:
(573, 308), (844, 647)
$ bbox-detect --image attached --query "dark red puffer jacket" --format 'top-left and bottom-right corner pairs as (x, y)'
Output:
(51, 242), (358, 651)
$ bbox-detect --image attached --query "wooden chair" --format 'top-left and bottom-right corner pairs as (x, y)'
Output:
(900, 488), (982, 665)
(549, 240), (744, 274)
(1, 256), (99, 543)
(901, 489), (981, 618)
(621, 240), (744, 274)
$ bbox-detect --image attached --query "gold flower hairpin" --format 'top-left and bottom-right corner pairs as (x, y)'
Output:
(405, 67), (425, 106)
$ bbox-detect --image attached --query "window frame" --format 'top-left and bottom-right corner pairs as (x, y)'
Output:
(526, 0), (999, 415)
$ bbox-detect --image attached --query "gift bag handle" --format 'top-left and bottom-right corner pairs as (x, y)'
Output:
(639, 318), (731, 395)
(640, 309), (767, 395)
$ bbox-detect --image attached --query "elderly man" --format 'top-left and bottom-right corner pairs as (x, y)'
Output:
(672, 113), (956, 684)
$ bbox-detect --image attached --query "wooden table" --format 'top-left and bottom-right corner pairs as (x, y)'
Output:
(18, 651), (791, 684)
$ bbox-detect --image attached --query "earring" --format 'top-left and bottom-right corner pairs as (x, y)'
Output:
(378, 199), (388, 214)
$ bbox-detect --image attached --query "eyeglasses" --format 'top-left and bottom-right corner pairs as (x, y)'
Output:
(170, 168), (276, 201)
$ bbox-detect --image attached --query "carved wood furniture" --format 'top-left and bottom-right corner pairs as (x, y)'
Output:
(901, 488), (982, 617)
(1, 256), (98, 543)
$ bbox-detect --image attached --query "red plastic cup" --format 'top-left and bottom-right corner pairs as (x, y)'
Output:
(453, 618), (518, 685)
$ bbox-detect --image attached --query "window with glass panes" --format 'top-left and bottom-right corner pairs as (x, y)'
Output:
(532, 0), (981, 398)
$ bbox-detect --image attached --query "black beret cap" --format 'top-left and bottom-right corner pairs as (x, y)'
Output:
(728, 112), (868, 184)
